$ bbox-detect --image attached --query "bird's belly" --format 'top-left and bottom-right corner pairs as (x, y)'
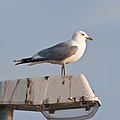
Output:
(62, 45), (86, 64)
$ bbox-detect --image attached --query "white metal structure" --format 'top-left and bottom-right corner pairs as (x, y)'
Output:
(0, 74), (101, 120)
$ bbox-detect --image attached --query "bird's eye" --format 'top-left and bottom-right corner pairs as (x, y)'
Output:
(81, 33), (84, 36)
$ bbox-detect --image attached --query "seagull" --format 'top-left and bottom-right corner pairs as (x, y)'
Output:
(14, 31), (93, 75)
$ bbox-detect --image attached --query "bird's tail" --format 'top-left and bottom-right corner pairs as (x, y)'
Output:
(14, 57), (33, 65)
(14, 57), (47, 65)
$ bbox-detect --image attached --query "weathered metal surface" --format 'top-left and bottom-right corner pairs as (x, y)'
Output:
(0, 74), (101, 111)
(0, 78), (28, 104)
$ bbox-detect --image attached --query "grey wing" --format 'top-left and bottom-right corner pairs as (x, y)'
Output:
(33, 42), (78, 61)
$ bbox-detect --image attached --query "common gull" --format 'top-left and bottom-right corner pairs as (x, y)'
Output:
(14, 31), (93, 75)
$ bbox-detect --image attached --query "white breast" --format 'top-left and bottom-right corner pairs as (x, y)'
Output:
(62, 41), (86, 64)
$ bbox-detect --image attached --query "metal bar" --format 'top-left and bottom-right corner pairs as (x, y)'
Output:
(0, 107), (14, 120)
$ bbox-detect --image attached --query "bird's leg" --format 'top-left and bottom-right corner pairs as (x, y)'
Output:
(63, 64), (66, 75)
(61, 65), (64, 76)
(61, 64), (66, 84)
(61, 64), (66, 76)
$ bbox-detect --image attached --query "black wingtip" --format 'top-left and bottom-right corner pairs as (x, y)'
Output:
(14, 57), (36, 65)
(15, 63), (20, 65)
(14, 60), (16, 62)
(14, 59), (23, 65)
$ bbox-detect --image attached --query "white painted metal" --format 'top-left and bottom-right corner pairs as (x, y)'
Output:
(0, 74), (101, 119)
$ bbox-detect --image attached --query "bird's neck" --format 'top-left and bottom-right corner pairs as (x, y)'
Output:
(72, 35), (85, 43)
(73, 38), (85, 44)
(71, 38), (86, 50)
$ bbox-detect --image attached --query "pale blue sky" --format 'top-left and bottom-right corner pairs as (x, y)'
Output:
(0, 0), (120, 120)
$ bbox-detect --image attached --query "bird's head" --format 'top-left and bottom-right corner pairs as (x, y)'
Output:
(72, 31), (93, 42)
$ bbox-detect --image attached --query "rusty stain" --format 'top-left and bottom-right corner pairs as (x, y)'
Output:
(44, 76), (49, 80)
(73, 97), (76, 102)
(36, 105), (43, 112)
(61, 75), (73, 85)
(61, 76), (66, 85)
(68, 97), (76, 102)
(61, 75), (73, 96)
(62, 75), (72, 80)
(62, 80), (65, 85)
(25, 78), (32, 105)
(10, 79), (21, 102)
(68, 75), (73, 80)
(80, 96), (85, 102)
(25, 78), (30, 104)
(69, 76), (72, 98)
(2, 81), (8, 99)
(68, 97), (73, 101)
(57, 96), (61, 103)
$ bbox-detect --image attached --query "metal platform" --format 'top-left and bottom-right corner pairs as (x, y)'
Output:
(0, 74), (101, 120)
